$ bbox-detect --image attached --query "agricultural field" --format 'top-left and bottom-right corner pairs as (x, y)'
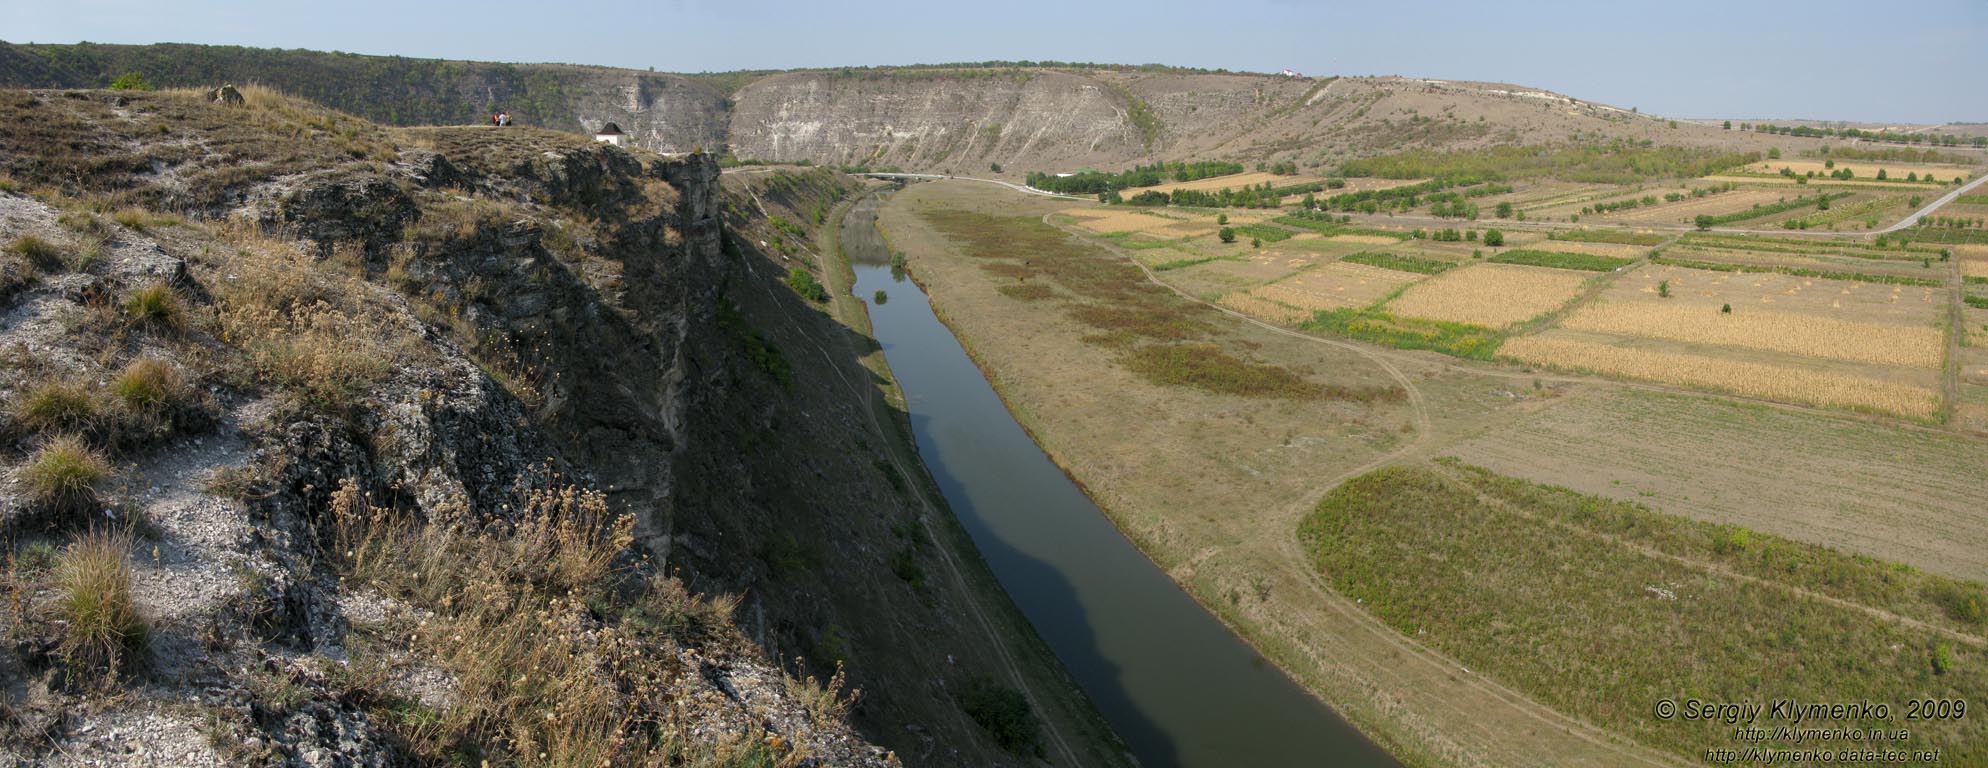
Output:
(1502, 263), (1946, 418)
(1384, 262), (1591, 328)
(1245, 260), (1421, 313)
(1136, 171), (1316, 194)
(1732, 158), (1977, 183)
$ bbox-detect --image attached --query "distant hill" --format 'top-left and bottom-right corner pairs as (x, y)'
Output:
(0, 41), (1880, 175)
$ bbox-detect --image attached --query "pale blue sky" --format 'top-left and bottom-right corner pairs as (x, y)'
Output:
(5, 0), (1984, 123)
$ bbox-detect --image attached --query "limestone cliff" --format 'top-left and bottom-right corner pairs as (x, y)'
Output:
(0, 88), (1114, 766)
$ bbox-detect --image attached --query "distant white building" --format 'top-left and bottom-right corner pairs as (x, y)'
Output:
(593, 122), (628, 147)
(1280, 68), (1304, 78)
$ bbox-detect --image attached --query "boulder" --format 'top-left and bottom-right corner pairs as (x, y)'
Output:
(208, 84), (245, 106)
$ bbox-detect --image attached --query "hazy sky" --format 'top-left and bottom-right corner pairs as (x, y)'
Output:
(6, 0), (1984, 123)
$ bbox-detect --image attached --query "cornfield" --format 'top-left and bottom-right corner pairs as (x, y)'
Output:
(1558, 301), (1943, 368)
(1386, 263), (1590, 329)
(1502, 333), (1940, 418)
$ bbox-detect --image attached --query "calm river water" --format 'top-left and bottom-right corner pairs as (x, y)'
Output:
(843, 194), (1398, 768)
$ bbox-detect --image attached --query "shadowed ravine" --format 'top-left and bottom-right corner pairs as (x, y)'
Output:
(842, 196), (1400, 768)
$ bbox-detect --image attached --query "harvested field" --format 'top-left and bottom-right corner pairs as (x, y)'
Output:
(1250, 261), (1419, 312)
(1385, 263), (1589, 328)
(1141, 172), (1321, 194)
(1736, 159), (1976, 181)
(1699, 175), (1939, 190)
(1063, 207), (1193, 235)
(1558, 301), (1943, 368)
(1502, 331), (1940, 418)
(1510, 239), (1648, 259)
(1660, 244), (1949, 280)
(1217, 293), (1311, 325)
(1326, 234), (1404, 245)
(1596, 188), (1791, 224)
(1966, 260), (1988, 280)
(1626, 264), (1944, 324)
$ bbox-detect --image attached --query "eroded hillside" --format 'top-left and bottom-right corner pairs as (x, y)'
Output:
(0, 43), (1807, 176)
(0, 88), (1119, 766)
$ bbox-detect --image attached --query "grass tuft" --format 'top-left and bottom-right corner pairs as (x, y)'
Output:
(110, 358), (182, 414)
(121, 282), (185, 330)
(15, 381), (99, 434)
(7, 235), (66, 271)
(56, 529), (148, 675)
(20, 435), (111, 513)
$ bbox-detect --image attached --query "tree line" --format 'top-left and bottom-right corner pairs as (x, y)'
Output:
(1748, 123), (1987, 148)
(1025, 161), (1245, 194)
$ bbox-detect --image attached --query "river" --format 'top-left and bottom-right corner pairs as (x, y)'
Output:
(841, 195), (1399, 768)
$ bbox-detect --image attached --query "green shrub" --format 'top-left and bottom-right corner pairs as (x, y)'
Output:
(1925, 583), (1986, 626)
(57, 529), (148, 675)
(16, 382), (99, 433)
(21, 436), (111, 512)
(1482, 229), (1504, 247)
(958, 677), (1044, 757)
(785, 268), (828, 302)
(108, 71), (154, 91)
(122, 283), (185, 329)
(110, 359), (181, 413)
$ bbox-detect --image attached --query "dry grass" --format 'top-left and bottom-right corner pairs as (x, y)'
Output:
(1503, 333), (1940, 418)
(1964, 259), (1988, 280)
(327, 479), (834, 765)
(14, 381), (99, 434)
(19, 435), (112, 513)
(1385, 263), (1590, 328)
(209, 223), (415, 410)
(56, 528), (148, 676)
(1559, 301), (1943, 368)
(55, 529), (147, 676)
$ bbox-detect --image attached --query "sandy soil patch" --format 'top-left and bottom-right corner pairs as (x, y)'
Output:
(1385, 263), (1589, 328)
(1249, 261), (1420, 311)
(1502, 332), (1939, 418)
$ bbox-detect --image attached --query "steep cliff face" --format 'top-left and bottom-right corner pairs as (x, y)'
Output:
(0, 42), (732, 153)
(726, 69), (1143, 170)
(0, 89), (900, 766)
(0, 85), (1123, 768)
(1, 42), (1787, 179)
